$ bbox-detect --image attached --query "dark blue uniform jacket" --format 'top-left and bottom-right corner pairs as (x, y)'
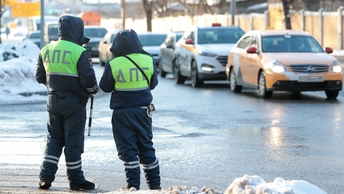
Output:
(35, 15), (98, 102)
(99, 29), (158, 109)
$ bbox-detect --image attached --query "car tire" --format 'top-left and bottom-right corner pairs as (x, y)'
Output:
(173, 60), (186, 84)
(325, 90), (339, 99)
(258, 71), (273, 98)
(159, 62), (167, 78)
(229, 68), (242, 93)
(191, 61), (203, 87)
(291, 91), (302, 99)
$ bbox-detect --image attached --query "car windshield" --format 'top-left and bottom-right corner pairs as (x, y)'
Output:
(110, 33), (116, 43)
(262, 35), (324, 52)
(138, 34), (167, 46)
(176, 34), (183, 41)
(198, 28), (245, 44)
(84, 28), (107, 38)
(29, 32), (40, 39)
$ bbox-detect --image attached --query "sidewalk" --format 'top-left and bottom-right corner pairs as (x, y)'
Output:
(0, 181), (215, 194)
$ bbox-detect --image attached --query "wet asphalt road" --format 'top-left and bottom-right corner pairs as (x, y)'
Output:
(1, 62), (344, 193)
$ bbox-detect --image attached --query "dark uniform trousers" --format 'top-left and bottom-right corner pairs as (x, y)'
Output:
(112, 107), (160, 190)
(39, 93), (87, 185)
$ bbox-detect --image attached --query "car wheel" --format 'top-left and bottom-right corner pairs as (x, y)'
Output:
(291, 91), (302, 99)
(229, 68), (242, 93)
(173, 60), (186, 84)
(191, 61), (203, 87)
(258, 71), (273, 98)
(159, 62), (167, 78)
(325, 90), (339, 99)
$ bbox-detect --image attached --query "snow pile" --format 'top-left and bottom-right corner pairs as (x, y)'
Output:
(224, 175), (327, 194)
(163, 186), (222, 194)
(0, 39), (46, 103)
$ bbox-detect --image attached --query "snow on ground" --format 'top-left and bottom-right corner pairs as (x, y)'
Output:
(0, 39), (330, 194)
(0, 39), (46, 104)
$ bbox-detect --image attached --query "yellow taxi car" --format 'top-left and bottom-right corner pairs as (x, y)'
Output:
(226, 30), (343, 99)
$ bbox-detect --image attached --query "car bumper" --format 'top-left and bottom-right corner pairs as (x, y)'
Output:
(196, 56), (227, 80)
(84, 44), (100, 57)
(269, 80), (342, 91)
(266, 72), (343, 91)
(198, 71), (227, 80)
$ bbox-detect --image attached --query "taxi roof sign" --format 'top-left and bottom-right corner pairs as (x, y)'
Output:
(264, 27), (274, 30)
(212, 23), (222, 26)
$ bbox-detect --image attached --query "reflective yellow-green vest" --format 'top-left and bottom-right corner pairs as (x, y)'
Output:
(109, 53), (154, 91)
(41, 40), (86, 77)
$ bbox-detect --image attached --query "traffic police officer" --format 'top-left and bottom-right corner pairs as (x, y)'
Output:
(99, 29), (160, 191)
(35, 15), (98, 190)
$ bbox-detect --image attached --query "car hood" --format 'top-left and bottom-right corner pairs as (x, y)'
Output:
(263, 52), (337, 65)
(197, 44), (236, 55)
(142, 46), (160, 55)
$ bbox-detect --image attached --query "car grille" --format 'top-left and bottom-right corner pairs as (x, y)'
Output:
(216, 55), (228, 66)
(289, 65), (328, 73)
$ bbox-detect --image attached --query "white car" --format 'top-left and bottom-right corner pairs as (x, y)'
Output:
(98, 28), (121, 66)
(158, 31), (184, 78)
(174, 24), (245, 87)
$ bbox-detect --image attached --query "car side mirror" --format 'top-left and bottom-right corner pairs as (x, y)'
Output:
(246, 47), (257, 54)
(324, 47), (333, 54)
(185, 39), (193, 44)
(166, 44), (174, 49)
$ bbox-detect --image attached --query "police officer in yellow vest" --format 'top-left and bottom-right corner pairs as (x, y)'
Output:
(34, 15), (98, 190)
(99, 29), (160, 191)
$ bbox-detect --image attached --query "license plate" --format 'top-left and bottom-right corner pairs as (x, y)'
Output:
(91, 47), (98, 51)
(299, 76), (324, 82)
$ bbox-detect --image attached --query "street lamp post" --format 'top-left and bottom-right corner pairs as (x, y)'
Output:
(121, 0), (125, 29)
(40, 0), (44, 49)
(231, 0), (236, 25)
(0, 0), (2, 44)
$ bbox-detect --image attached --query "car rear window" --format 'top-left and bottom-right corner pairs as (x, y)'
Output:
(48, 24), (58, 36)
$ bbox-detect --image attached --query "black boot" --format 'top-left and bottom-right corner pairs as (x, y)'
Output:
(38, 181), (51, 189)
(144, 165), (160, 190)
(70, 180), (95, 190)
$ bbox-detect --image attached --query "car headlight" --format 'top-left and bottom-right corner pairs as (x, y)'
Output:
(331, 60), (342, 73)
(270, 60), (289, 73)
(201, 64), (215, 72)
(199, 51), (217, 57)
